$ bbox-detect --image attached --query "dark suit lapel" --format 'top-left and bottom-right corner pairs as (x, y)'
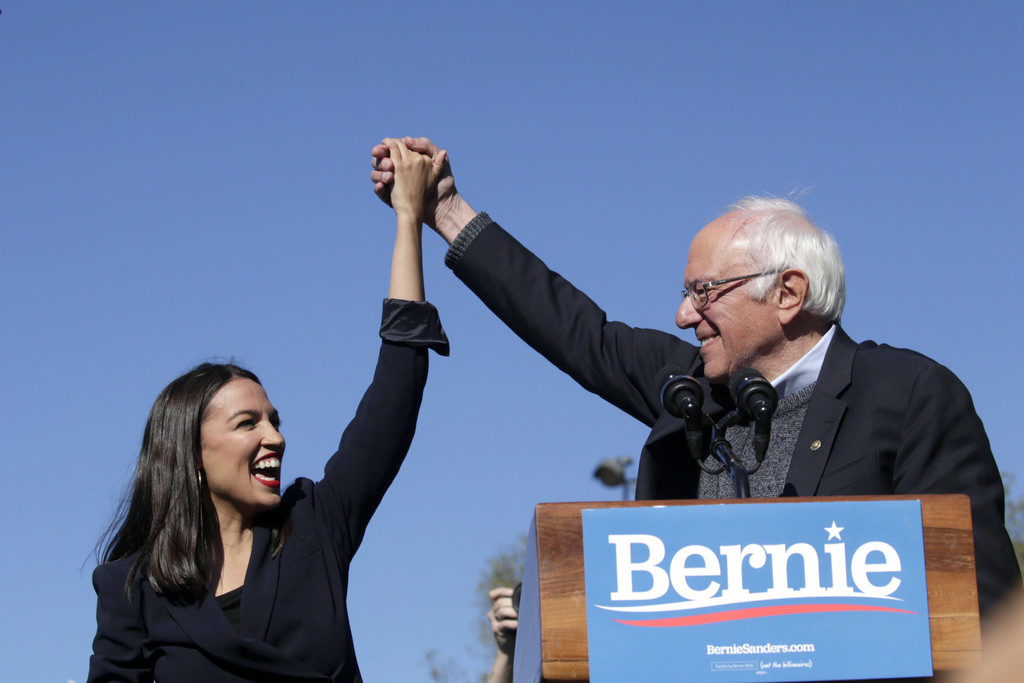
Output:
(240, 525), (281, 641)
(785, 327), (855, 496)
(157, 527), (328, 681)
(160, 591), (327, 680)
(159, 586), (239, 656)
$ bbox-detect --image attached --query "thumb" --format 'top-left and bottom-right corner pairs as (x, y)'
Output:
(432, 149), (448, 175)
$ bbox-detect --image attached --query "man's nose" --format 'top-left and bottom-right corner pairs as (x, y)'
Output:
(675, 296), (701, 329)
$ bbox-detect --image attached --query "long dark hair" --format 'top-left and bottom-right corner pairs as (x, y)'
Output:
(100, 362), (288, 603)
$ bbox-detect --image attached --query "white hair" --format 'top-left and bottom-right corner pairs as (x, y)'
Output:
(726, 196), (845, 323)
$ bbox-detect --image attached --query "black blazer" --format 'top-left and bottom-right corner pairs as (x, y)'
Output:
(89, 302), (447, 682)
(448, 216), (1020, 616)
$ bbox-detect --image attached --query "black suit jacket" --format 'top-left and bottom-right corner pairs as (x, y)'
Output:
(89, 302), (446, 682)
(448, 215), (1019, 616)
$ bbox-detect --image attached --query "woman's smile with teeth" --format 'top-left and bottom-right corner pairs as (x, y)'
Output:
(252, 456), (282, 485)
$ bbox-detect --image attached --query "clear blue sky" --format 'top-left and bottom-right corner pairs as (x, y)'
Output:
(3, 2), (1022, 680)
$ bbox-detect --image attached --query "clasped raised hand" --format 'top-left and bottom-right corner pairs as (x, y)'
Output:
(379, 137), (446, 224)
(372, 137), (458, 226)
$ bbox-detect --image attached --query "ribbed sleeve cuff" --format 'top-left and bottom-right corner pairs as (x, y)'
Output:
(443, 212), (493, 270)
(379, 299), (450, 356)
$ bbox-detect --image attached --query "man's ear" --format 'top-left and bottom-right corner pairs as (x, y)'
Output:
(774, 268), (810, 325)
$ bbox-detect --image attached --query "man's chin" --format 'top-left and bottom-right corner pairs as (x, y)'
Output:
(699, 355), (728, 385)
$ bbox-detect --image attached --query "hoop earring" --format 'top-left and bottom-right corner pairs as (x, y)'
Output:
(198, 469), (205, 489)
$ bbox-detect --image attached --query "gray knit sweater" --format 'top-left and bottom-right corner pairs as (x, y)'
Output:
(697, 382), (816, 499)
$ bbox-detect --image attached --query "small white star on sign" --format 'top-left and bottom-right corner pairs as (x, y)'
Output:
(825, 521), (844, 540)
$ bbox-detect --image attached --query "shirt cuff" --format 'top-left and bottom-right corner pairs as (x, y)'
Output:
(379, 299), (450, 356)
(443, 212), (493, 270)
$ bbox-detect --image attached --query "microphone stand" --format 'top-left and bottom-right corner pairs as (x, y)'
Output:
(708, 419), (751, 498)
(679, 368), (777, 500)
(697, 408), (772, 499)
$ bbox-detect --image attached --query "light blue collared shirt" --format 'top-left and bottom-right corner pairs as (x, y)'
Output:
(771, 325), (836, 401)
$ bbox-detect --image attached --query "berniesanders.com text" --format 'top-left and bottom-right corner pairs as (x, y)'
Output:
(706, 642), (815, 655)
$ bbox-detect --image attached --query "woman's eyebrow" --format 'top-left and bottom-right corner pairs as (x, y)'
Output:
(226, 408), (260, 421)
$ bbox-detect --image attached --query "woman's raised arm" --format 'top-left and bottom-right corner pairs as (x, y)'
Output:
(385, 137), (446, 302)
(311, 139), (448, 558)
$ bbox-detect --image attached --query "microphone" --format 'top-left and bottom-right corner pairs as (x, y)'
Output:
(659, 366), (703, 420)
(658, 366), (706, 462)
(728, 368), (778, 463)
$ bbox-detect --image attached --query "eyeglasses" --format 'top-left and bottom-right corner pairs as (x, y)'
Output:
(681, 271), (779, 310)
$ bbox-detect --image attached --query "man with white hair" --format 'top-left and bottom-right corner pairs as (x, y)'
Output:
(370, 138), (1020, 617)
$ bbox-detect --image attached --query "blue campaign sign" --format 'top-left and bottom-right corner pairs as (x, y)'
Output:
(581, 501), (932, 682)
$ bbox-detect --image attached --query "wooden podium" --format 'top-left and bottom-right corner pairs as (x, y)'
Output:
(514, 495), (981, 682)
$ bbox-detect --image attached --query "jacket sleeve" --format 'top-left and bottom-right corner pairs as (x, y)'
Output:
(449, 215), (695, 427)
(313, 299), (446, 560)
(88, 563), (152, 683)
(893, 362), (1021, 616)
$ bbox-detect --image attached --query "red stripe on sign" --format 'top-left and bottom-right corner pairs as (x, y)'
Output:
(613, 604), (918, 627)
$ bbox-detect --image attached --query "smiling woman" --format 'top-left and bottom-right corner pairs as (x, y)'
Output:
(88, 139), (450, 682)
(98, 362), (291, 607)
(200, 376), (285, 525)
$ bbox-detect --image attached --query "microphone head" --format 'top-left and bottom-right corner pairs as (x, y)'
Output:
(657, 365), (704, 419)
(656, 364), (689, 390)
(728, 367), (761, 398)
(728, 367), (778, 421)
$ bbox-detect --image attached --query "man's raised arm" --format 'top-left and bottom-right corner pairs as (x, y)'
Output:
(368, 137), (695, 427)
